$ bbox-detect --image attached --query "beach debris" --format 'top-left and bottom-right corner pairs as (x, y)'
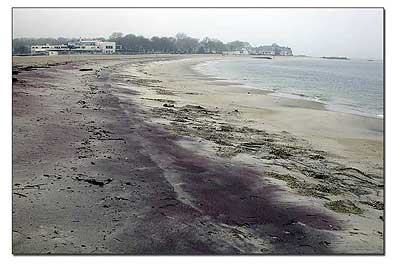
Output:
(141, 97), (176, 104)
(309, 154), (325, 160)
(13, 192), (27, 198)
(336, 166), (375, 178)
(215, 146), (240, 158)
(219, 125), (234, 132)
(13, 183), (48, 190)
(270, 146), (292, 159)
(84, 125), (127, 142)
(185, 104), (205, 110)
(315, 184), (341, 195)
(184, 92), (202, 95)
(158, 202), (179, 209)
(301, 168), (328, 180)
(76, 144), (94, 159)
(154, 88), (176, 95)
(79, 68), (93, 71)
(359, 200), (384, 210)
(78, 177), (104, 186)
(43, 174), (62, 180)
(319, 241), (331, 247)
(74, 175), (113, 187)
(130, 78), (161, 87)
(15, 65), (50, 72)
(298, 244), (315, 253)
(114, 196), (129, 201)
(324, 200), (364, 215)
(163, 103), (175, 108)
(266, 172), (330, 199)
(106, 178), (113, 183)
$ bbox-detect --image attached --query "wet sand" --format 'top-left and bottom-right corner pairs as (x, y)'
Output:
(12, 55), (384, 254)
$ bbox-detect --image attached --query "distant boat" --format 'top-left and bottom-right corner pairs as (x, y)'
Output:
(252, 56), (273, 60)
(321, 56), (349, 60)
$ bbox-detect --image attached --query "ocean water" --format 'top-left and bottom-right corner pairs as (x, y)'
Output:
(194, 57), (384, 118)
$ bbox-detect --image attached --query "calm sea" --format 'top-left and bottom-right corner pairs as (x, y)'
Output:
(194, 57), (384, 118)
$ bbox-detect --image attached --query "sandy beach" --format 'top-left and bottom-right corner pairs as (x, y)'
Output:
(12, 54), (384, 254)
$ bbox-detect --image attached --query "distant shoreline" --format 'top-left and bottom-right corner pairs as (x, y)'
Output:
(321, 56), (349, 60)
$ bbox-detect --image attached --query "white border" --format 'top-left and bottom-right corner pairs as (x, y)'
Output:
(2, 0), (392, 263)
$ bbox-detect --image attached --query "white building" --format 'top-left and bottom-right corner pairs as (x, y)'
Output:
(97, 41), (116, 54)
(222, 51), (241, 56)
(241, 48), (249, 55)
(256, 43), (293, 56)
(31, 39), (116, 55)
(68, 40), (116, 54)
(31, 44), (68, 55)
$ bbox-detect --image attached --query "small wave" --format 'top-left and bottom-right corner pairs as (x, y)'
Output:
(377, 114), (384, 119)
(313, 96), (322, 102)
(283, 92), (326, 104)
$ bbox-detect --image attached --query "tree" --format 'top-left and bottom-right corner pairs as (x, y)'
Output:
(150, 36), (176, 53)
(199, 37), (226, 53)
(226, 40), (251, 52)
(109, 32), (123, 40)
(175, 33), (199, 53)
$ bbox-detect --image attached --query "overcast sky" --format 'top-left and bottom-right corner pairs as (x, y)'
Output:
(13, 8), (383, 59)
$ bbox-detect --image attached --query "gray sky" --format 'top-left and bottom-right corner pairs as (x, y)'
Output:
(13, 8), (383, 59)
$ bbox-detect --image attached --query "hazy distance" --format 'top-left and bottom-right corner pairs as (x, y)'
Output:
(13, 8), (383, 59)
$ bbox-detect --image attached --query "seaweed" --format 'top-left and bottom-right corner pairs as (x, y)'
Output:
(359, 200), (384, 210)
(324, 200), (364, 215)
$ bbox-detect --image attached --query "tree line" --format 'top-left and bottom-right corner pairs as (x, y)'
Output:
(13, 32), (253, 55)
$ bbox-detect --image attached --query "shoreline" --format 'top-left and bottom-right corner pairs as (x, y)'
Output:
(191, 56), (383, 120)
(12, 54), (384, 254)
